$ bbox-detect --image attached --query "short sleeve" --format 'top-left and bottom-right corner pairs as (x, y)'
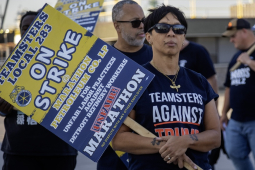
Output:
(201, 74), (219, 105)
(224, 52), (241, 87)
(224, 63), (231, 87)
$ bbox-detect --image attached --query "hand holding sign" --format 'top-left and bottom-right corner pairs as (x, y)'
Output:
(230, 43), (255, 71)
(124, 117), (203, 170)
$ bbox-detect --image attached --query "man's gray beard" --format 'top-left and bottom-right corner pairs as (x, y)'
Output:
(121, 31), (145, 46)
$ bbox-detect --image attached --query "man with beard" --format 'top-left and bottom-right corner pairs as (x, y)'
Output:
(97, 1), (152, 169)
(112, 0), (152, 64)
(221, 18), (255, 170)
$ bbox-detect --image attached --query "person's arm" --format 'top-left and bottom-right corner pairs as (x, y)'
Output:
(112, 110), (164, 154)
(207, 75), (218, 106)
(157, 99), (221, 161)
(112, 110), (199, 170)
(237, 52), (255, 71)
(220, 87), (231, 131)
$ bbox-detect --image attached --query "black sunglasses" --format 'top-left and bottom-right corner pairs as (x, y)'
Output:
(148, 23), (186, 34)
(117, 18), (145, 28)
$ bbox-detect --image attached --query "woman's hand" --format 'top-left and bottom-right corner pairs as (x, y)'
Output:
(171, 154), (198, 169)
(157, 136), (198, 169)
(157, 136), (189, 163)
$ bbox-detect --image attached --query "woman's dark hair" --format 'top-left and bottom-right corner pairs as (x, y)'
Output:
(19, 11), (38, 30)
(144, 5), (188, 33)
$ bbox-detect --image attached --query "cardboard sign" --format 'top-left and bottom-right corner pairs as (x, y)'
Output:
(0, 4), (154, 162)
(55, 0), (104, 32)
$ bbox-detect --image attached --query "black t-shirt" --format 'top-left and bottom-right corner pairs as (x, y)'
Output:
(1, 110), (77, 156)
(224, 49), (255, 122)
(115, 44), (153, 65)
(129, 63), (218, 170)
(179, 42), (216, 79)
(97, 44), (153, 170)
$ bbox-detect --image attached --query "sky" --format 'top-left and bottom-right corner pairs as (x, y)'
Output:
(0, 0), (57, 29)
(0, 0), (254, 30)
(145, 0), (253, 18)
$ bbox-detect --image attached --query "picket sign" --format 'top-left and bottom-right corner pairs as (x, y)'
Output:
(54, 0), (104, 32)
(0, 4), (154, 162)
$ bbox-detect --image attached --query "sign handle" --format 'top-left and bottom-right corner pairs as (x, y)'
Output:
(230, 43), (255, 71)
(123, 116), (203, 170)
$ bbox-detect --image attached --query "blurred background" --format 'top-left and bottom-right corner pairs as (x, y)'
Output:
(0, 1), (255, 169)
(1, 0), (255, 89)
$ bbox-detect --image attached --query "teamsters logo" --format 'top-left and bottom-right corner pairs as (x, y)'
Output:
(56, 5), (63, 11)
(10, 86), (32, 107)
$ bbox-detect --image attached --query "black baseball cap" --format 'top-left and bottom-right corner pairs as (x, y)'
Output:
(222, 19), (251, 37)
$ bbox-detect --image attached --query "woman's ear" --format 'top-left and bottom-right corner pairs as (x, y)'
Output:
(146, 32), (152, 45)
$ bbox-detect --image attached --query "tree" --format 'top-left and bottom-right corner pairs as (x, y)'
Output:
(149, 0), (158, 7)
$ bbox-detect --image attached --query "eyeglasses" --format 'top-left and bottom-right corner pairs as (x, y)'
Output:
(147, 23), (186, 34)
(117, 18), (145, 28)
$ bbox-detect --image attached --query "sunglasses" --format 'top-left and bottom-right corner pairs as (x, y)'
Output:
(148, 23), (186, 34)
(117, 18), (145, 28)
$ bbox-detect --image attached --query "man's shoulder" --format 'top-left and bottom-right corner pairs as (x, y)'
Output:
(226, 50), (243, 68)
(188, 41), (204, 49)
(188, 42), (209, 55)
(111, 44), (152, 54)
(142, 44), (153, 54)
(138, 44), (152, 53)
(142, 62), (151, 68)
(182, 66), (203, 77)
(232, 50), (243, 60)
(143, 43), (152, 49)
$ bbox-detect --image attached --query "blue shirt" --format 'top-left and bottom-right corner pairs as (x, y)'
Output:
(179, 42), (216, 79)
(224, 49), (255, 122)
(129, 63), (218, 170)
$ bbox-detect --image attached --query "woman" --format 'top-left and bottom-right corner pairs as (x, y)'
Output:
(112, 5), (220, 170)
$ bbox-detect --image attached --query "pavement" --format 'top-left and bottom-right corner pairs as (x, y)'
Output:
(0, 90), (254, 170)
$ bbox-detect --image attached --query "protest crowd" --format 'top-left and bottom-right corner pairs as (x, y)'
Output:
(0, 0), (255, 170)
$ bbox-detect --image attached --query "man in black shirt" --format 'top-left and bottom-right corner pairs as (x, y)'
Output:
(221, 18), (255, 170)
(97, 1), (152, 170)
(180, 39), (218, 95)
